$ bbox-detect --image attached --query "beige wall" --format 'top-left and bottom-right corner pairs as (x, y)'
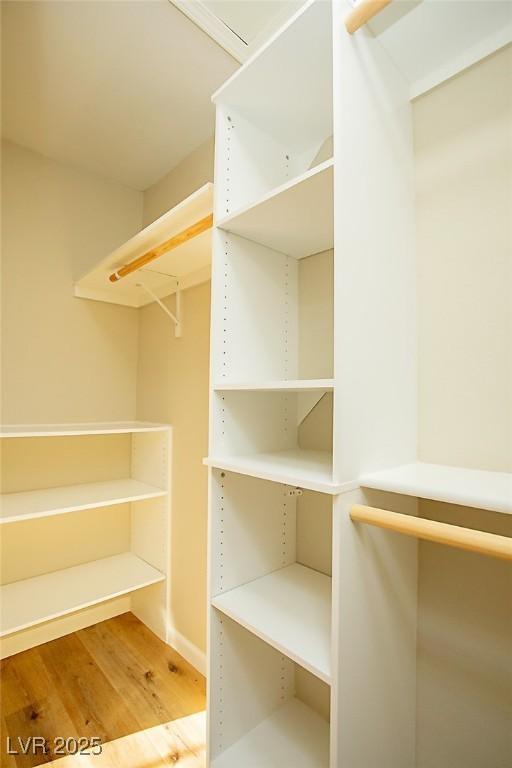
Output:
(0, 141), (143, 656)
(1, 140), (143, 423)
(413, 47), (512, 768)
(143, 137), (215, 224)
(415, 46), (512, 472)
(137, 137), (214, 656)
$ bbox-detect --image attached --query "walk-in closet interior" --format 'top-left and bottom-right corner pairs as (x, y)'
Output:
(1, 1), (511, 767)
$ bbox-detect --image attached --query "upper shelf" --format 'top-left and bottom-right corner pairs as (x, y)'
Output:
(368, 0), (512, 99)
(216, 160), (333, 259)
(0, 478), (167, 525)
(360, 462), (512, 515)
(0, 421), (170, 438)
(74, 183), (213, 308)
(212, 0), (332, 154)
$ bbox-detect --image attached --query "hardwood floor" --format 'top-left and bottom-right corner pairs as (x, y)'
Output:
(1, 613), (206, 768)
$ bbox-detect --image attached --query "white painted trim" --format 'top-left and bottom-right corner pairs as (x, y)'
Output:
(169, 0), (247, 63)
(0, 598), (131, 660)
(167, 626), (207, 676)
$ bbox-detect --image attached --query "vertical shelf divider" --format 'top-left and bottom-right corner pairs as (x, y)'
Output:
(207, 2), (335, 766)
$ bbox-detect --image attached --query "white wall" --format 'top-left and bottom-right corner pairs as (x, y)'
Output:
(137, 137), (214, 664)
(143, 137), (215, 224)
(413, 46), (512, 768)
(0, 141), (143, 656)
(1, 140), (143, 423)
(415, 46), (512, 473)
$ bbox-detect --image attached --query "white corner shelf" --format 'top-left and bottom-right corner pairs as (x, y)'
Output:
(205, 449), (340, 495)
(360, 462), (512, 515)
(213, 379), (334, 393)
(216, 159), (333, 259)
(0, 479), (167, 525)
(367, 1), (512, 99)
(212, 563), (331, 684)
(74, 183), (213, 308)
(212, 697), (330, 768)
(0, 552), (165, 636)
(0, 421), (170, 438)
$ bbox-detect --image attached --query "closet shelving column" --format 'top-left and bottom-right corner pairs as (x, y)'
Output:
(0, 421), (171, 658)
(207, 2), (337, 766)
(208, 0), (511, 766)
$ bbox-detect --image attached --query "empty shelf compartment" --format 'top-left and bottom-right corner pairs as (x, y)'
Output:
(212, 697), (330, 768)
(213, 563), (331, 683)
(210, 614), (330, 768)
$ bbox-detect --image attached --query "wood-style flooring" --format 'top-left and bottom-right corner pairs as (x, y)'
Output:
(1, 612), (206, 767)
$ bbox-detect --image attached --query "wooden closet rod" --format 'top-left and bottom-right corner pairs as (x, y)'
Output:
(345, 0), (392, 34)
(109, 213), (213, 283)
(350, 504), (512, 561)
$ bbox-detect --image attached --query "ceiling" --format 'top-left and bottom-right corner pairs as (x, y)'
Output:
(1, 0), (239, 190)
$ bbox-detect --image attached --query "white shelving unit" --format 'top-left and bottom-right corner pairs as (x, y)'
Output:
(207, 1), (511, 766)
(0, 421), (171, 658)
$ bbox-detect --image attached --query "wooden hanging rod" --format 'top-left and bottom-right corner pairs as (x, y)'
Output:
(345, 0), (392, 34)
(109, 213), (213, 283)
(350, 504), (512, 561)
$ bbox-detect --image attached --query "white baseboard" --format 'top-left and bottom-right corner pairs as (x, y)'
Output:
(0, 596), (131, 659)
(167, 626), (207, 677)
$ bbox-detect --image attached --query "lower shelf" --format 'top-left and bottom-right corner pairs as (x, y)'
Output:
(212, 564), (332, 684)
(0, 552), (165, 636)
(212, 697), (330, 768)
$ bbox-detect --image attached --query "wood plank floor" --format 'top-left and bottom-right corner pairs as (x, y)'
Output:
(1, 613), (206, 768)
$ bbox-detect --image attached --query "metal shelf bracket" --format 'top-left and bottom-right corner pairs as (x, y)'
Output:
(137, 281), (183, 338)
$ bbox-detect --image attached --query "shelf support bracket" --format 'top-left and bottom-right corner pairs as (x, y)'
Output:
(137, 281), (183, 338)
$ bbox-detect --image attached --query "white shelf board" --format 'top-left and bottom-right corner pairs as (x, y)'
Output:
(212, 697), (330, 768)
(360, 462), (512, 515)
(74, 183), (213, 308)
(205, 449), (341, 495)
(212, 0), (333, 154)
(212, 563), (331, 684)
(0, 479), (167, 525)
(216, 159), (333, 259)
(368, 0), (512, 99)
(213, 379), (334, 393)
(0, 421), (170, 438)
(0, 553), (165, 636)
